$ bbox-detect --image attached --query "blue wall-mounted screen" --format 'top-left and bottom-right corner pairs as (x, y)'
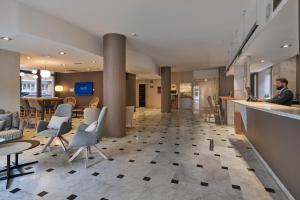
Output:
(74, 82), (93, 96)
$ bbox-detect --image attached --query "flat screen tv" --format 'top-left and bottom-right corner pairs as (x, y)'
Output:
(74, 82), (93, 96)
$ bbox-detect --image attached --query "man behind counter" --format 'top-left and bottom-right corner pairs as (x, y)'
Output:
(265, 78), (294, 106)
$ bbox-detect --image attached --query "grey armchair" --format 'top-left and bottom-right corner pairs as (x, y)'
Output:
(69, 107), (108, 168)
(36, 104), (72, 153)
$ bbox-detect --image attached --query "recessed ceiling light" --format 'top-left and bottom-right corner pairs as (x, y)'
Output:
(91, 60), (96, 63)
(27, 56), (31, 60)
(0, 36), (12, 41)
(281, 44), (292, 48)
(131, 33), (137, 37)
(260, 60), (265, 63)
(59, 51), (66, 55)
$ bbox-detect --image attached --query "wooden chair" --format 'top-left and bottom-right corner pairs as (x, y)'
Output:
(20, 99), (30, 119)
(87, 97), (99, 108)
(63, 96), (77, 108)
(206, 96), (222, 124)
(27, 99), (43, 127)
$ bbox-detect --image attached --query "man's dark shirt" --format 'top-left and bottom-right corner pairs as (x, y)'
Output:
(267, 88), (294, 106)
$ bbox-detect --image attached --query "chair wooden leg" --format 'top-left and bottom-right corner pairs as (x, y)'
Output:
(41, 137), (55, 153)
(93, 145), (108, 160)
(69, 147), (85, 162)
(58, 137), (67, 152)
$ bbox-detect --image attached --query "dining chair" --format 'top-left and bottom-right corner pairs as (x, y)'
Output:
(63, 96), (77, 108)
(36, 104), (72, 153)
(87, 97), (100, 108)
(69, 107), (108, 168)
(20, 99), (30, 118)
(27, 99), (43, 127)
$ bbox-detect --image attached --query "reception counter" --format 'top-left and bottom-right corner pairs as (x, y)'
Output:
(233, 100), (300, 200)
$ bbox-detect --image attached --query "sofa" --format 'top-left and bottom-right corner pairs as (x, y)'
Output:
(0, 109), (25, 143)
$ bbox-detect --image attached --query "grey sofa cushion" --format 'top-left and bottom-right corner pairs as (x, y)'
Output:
(0, 120), (5, 131)
(0, 113), (12, 130)
(0, 129), (22, 142)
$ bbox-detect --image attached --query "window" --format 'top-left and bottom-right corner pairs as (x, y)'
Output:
(41, 76), (54, 97)
(21, 73), (37, 97)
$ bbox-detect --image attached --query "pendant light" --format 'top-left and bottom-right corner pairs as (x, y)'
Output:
(41, 65), (51, 78)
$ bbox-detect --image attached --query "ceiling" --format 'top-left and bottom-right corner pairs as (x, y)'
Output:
(233, 0), (298, 74)
(13, 0), (250, 72)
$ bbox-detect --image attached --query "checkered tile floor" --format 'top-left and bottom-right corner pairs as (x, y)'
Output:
(0, 109), (288, 200)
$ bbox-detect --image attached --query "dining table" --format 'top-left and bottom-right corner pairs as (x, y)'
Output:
(22, 97), (63, 120)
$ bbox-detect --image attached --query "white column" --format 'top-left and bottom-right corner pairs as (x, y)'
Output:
(234, 57), (251, 99)
(0, 49), (20, 112)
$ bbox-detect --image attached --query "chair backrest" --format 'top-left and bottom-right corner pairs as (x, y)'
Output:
(126, 106), (134, 126)
(89, 97), (99, 108)
(95, 106), (107, 141)
(84, 108), (101, 124)
(207, 96), (215, 110)
(20, 99), (30, 110)
(63, 96), (76, 108)
(0, 109), (5, 114)
(54, 104), (73, 122)
(27, 99), (42, 110)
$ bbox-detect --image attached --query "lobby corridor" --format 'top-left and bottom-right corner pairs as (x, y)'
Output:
(0, 109), (287, 200)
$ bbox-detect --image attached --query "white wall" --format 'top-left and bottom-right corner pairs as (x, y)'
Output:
(0, 49), (20, 112)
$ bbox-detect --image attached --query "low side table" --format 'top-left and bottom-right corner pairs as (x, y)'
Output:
(0, 140), (40, 189)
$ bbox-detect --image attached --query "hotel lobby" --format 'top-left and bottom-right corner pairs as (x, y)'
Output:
(0, 0), (299, 200)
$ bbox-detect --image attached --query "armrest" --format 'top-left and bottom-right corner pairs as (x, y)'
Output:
(76, 123), (89, 132)
(57, 122), (72, 136)
(36, 121), (49, 133)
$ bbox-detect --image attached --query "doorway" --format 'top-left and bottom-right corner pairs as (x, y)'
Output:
(139, 84), (146, 107)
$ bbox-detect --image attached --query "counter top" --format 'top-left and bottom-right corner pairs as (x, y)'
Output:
(232, 100), (300, 120)
(219, 96), (235, 101)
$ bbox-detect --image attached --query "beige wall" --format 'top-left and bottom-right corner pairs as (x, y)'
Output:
(55, 71), (103, 107)
(0, 49), (20, 112)
(136, 79), (161, 109)
(126, 73), (136, 107)
(272, 56), (297, 96)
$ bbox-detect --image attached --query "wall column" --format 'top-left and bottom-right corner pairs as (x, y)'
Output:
(234, 58), (251, 99)
(161, 66), (171, 113)
(103, 33), (126, 138)
(0, 49), (20, 112)
(297, 0), (300, 101)
(126, 73), (136, 107)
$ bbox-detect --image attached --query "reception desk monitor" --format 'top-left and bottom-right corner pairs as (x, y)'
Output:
(75, 82), (93, 96)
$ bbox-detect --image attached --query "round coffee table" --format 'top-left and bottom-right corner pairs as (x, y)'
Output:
(0, 140), (40, 189)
